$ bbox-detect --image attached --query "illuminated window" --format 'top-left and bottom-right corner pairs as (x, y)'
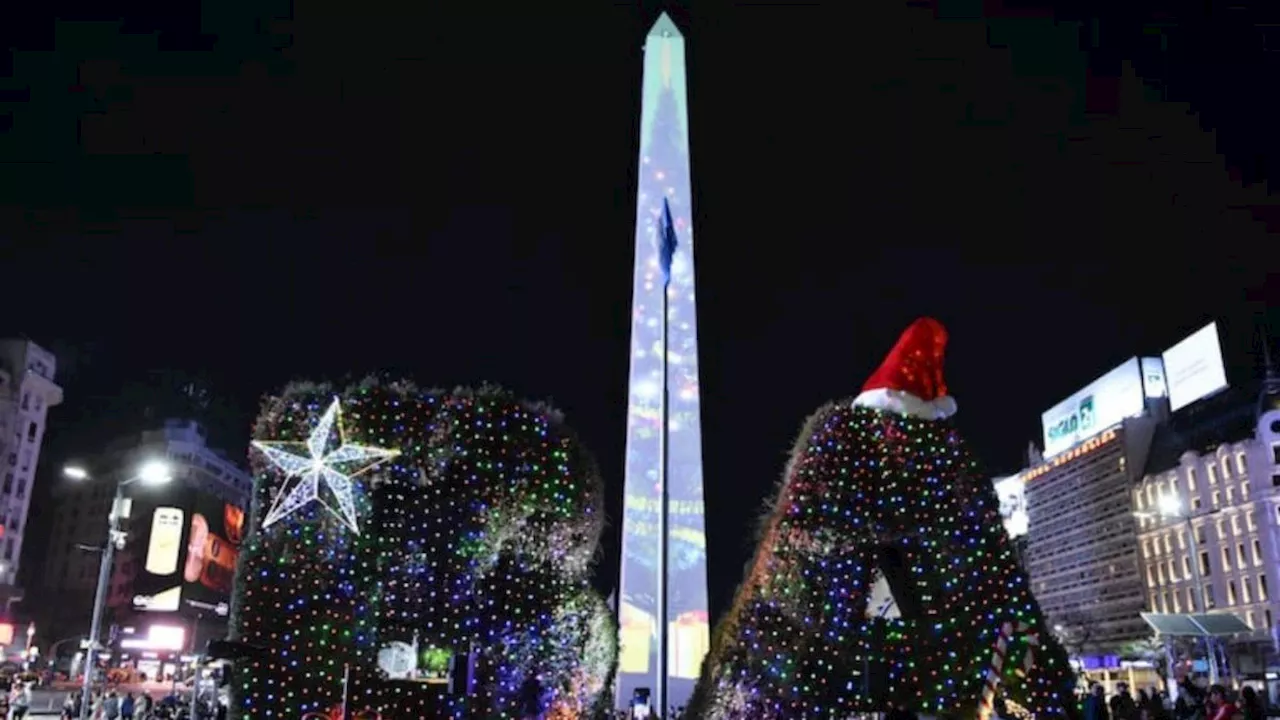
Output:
(1172, 592), (1181, 613)
(1212, 491), (1221, 508)
(1143, 539), (1152, 559)
(1163, 534), (1173, 554)
(1237, 453), (1248, 475)
(1242, 481), (1250, 501)
(1177, 530), (1187, 550)
(1246, 611), (1255, 629)
(1150, 592), (1159, 610)
(1209, 464), (1219, 485)
(1146, 484), (1155, 506)
(1222, 456), (1232, 480)
(1147, 566), (1156, 587)
(1226, 486), (1235, 505)
(1188, 468), (1198, 490)
(1187, 588), (1196, 611)
(1157, 563), (1166, 585)
(1168, 558), (1178, 581)
(1135, 490), (1145, 511)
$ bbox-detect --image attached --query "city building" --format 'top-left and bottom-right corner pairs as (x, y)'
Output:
(1134, 379), (1280, 680)
(0, 339), (62, 597)
(1023, 411), (1161, 656)
(42, 419), (250, 671)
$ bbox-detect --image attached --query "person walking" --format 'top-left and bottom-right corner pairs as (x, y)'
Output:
(9, 682), (31, 719)
(101, 690), (120, 720)
(1084, 683), (1112, 720)
(120, 692), (135, 720)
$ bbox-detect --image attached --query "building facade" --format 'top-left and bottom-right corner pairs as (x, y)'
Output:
(1023, 414), (1159, 655)
(1135, 401), (1280, 676)
(42, 419), (250, 654)
(0, 340), (62, 593)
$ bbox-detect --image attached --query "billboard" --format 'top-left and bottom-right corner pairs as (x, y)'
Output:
(1163, 322), (1229, 412)
(1141, 357), (1168, 399)
(1041, 357), (1145, 458)
(994, 475), (1028, 538)
(132, 489), (245, 614)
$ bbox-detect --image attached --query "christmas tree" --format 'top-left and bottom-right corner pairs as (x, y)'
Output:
(230, 378), (616, 719)
(688, 319), (1077, 720)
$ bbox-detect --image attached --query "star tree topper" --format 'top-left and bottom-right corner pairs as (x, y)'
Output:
(252, 397), (399, 534)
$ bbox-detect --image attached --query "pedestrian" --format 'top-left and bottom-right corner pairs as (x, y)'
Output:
(102, 689), (120, 720)
(1084, 683), (1111, 720)
(1239, 686), (1264, 720)
(9, 681), (31, 719)
(120, 691), (135, 720)
(1112, 683), (1139, 720)
(1206, 684), (1240, 720)
(137, 693), (152, 719)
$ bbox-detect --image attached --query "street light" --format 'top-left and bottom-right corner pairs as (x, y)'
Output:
(66, 461), (174, 720)
(1135, 495), (1218, 685)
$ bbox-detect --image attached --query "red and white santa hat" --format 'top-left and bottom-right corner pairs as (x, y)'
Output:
(852, 317), (958, 421)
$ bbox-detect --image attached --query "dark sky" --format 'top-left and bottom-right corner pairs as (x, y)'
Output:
(2, 1), (1278, 617)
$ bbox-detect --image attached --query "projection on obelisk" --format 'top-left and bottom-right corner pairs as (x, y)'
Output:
(615, 12), (710, 711)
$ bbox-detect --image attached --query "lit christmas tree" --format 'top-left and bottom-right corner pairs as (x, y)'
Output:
(229, 379), (616, 719)
(688, 319), (1078, 720)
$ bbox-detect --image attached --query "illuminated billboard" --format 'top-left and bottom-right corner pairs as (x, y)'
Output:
(1163, 322), (1229, 412)
(1041, 357), (1145, 458)
(1141, 357), (1168, 399)
(616, 14), (710, 710)
(994, 475), (1028, 538)
(132, 489), (245, 614)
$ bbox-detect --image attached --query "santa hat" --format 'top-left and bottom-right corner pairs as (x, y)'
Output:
(852, 317), (958, 421)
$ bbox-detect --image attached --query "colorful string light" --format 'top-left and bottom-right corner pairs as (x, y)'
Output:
(230, 379), (617, 719)
(687, 402), (1076, 719)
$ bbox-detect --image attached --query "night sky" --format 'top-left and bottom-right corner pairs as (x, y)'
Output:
(3, 1), (1278, 619)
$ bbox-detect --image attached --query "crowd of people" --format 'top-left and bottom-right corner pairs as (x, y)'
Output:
(1081, 679), (1268, 720)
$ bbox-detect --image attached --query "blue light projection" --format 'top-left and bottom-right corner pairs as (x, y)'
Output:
(615, 12), (710, 712)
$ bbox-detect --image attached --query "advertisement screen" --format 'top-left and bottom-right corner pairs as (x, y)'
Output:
(1141, 357), (1168, 399)
(132, 488), (245, 614)
(994, 475), (1028, 538)
(1163, 322), (1229, 412)
(1041, 357), (1145, 458)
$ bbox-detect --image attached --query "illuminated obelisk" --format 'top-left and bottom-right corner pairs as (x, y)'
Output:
(615, 12), (710, 713)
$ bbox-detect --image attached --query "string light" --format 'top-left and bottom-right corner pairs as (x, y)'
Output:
(231, 379), (617, 719)
(688, 402), (1077, 719)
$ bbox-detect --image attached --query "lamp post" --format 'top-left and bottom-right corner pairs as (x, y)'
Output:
(65, 460), (173, 720)
(1136, 495), (1219, 685)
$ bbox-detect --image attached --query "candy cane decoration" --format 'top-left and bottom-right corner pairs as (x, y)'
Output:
(977, 621), (1039, 720)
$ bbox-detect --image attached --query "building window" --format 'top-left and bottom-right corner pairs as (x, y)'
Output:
(1222, 456), (1232, 479)
(1268, 609), (1274, 629)
(25, 422), (36, 443)
(1178, 530), (1187, 550)
(1209, 464), (1219, 485)
(1196, 525), (1207, 544)
(1273, 444), (1280, 465)
(1143, 539), (1152, 559)
(1274, 473), (1280, 489)
(1240, 543), (1249, 568)
(1232, 515), (1242, 535)
(1200, 551), (1212, 576)
(1228, 581), (1238, 605)
(1222, 546), (1232, 571)
(1187, 588), (1197, 611)
(1182, 555), (1192, 578)
(1212, 491), (1221, 508)
(1243, 577), (1253, 604)
(1193, 495), (1203, 510)
(1261, 574), (1270, 601)
(1246, 611), (1255, 629)
(16, 479), (26, 500)
(1188, 468), (1198, 489)
(1172, 592), (1182, 613)
(1237, 452), (1249, 475)
(1226, 486), (1235, 505)
(1248, 510), (1257, 532)
(1158, 563), (1166, 585)
(1242, 481), (1250, 501)
(1253, 538), (1264, 566)
(1206, 585), (1217, 608)
(1147, 566), (1156, 587)
(1168, 558), (1178, 581)
(1216, 519), (1226, 539)
(1164, 534), (1173, 554)
(1150, 592), (1159, 610)
(19, 394), (27, 411)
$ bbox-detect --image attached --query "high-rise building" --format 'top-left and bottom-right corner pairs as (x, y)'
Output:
(615, 12), (710, 712)
(1134, 383), (1280, 680)
(1021, 357), (1164, 656)
(0, 339), (62, 596)
(42, 419), (250, 657)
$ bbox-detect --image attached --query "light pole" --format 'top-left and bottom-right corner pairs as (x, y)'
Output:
(1136, 495), (1219, 685)
(65, 460), (173, 720)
